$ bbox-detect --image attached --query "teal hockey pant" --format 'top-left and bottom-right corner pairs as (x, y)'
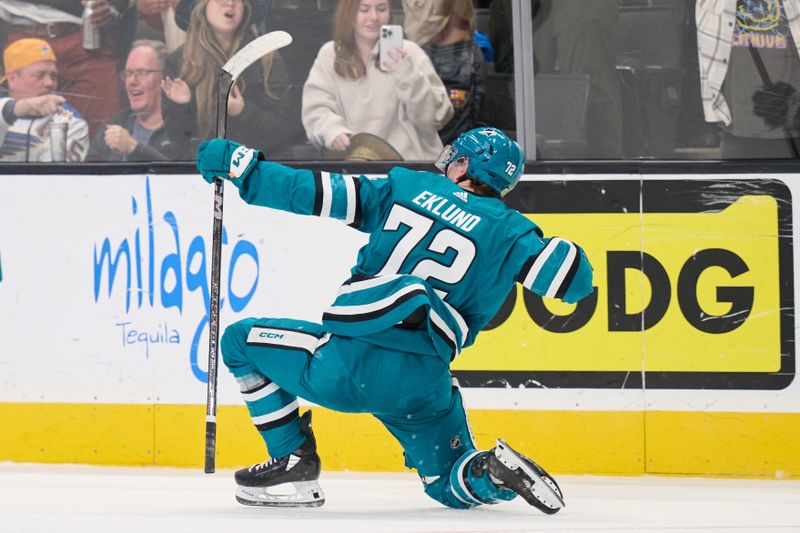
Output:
(220, 317), (515, 508)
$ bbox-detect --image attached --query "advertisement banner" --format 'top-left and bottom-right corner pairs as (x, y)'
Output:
(0, 175), (795, 405)
(454, 179), (794, 391)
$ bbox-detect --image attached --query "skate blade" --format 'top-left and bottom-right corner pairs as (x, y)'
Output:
(495, 439), (565, 514)
(236, 480), (325, 508)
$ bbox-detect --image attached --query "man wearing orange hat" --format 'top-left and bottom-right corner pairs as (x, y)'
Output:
(0, 38), (88, 162)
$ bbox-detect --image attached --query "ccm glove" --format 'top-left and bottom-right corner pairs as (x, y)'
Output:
(753, 81), (796, 128)
(196, 138), (261, 184)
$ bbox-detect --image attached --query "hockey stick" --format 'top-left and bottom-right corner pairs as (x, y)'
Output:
(205, 30), (293, 474)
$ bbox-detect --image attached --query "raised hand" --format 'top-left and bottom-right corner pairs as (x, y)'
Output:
(161, 76), (192, 104)
(81, 0), (115, 28)
(14, 94), (66, 117)
(196, 138), (261, 183)
(136, 0), (177, 15)
(227, 84), (245, 117)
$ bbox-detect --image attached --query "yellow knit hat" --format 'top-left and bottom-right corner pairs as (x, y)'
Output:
(1, 38), (57, 83)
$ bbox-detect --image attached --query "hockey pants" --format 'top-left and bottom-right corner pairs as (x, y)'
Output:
(220, 317), (515, 508)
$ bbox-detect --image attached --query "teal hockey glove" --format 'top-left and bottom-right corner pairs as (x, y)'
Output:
(196, 138), (261, 184)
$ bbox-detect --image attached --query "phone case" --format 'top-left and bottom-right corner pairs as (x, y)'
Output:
(379, 25), (404, 71)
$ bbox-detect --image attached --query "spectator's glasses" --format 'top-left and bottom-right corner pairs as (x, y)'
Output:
(120, 69), (163, 81)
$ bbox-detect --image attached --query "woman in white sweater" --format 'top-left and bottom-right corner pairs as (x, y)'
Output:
(302, 0), (453, 161)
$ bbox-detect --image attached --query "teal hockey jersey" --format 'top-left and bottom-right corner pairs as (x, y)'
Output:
(228, 161), (593, 362)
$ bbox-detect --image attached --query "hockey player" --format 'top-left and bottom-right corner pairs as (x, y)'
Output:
(195, 126), (593, 512)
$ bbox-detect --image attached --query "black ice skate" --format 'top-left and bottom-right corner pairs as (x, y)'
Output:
(234, 410), (325, 507)
(473, 439), (565, 514)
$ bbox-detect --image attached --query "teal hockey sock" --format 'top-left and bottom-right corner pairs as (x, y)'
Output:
(449, 450), (517, 506)
(235, 372), (305, 458)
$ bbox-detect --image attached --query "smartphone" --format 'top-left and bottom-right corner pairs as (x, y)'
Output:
(379, 24), (404, 71)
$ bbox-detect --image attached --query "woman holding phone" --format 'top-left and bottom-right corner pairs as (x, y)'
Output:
(302, 0), (453, 160)
(160, 0), (291, 158)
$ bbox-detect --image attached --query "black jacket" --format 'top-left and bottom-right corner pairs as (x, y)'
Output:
(87, 108), (178, 162)
(423, 39), (487, 145)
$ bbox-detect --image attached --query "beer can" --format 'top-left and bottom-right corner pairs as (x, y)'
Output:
(82, 0), (101, 50)
(49, 119), (68, 162)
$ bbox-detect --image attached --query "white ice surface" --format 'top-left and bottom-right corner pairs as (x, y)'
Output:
(0, 463), (798, 533)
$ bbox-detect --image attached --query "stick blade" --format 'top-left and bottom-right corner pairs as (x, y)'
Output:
(222, 30), (293, 82)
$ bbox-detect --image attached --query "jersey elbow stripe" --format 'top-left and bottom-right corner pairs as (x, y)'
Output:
(311, 171), (324, 216)
(516, 254), (537, 284)
(320, 171), (333, 218)
(521, 238), (562, 289)
(343, 174), (357, 225)
(313, 171), (361, 225)
(347, 177), (363, 228)
(545, 241), (578, 298)
(554, 246), (583, 299)
(520, 238), (578, 297)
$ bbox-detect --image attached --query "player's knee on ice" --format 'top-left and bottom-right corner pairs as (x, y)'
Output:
(419, 450), (516, 509)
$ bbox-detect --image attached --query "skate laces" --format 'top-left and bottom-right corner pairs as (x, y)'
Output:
(249, 456), (280, 472)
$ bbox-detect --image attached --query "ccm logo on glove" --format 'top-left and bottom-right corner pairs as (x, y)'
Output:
(229, 145), (257, 179)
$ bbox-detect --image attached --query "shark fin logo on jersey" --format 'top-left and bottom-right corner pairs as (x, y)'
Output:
(454, 191), (469, 202)
(450, 435), (462, 449)
(228, 145), (256, 179)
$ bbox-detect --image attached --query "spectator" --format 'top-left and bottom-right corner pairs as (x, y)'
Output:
(174, 0), (271, 34)
(0, 38), (88, 161)
(161, 0), (291, 159)
(698, 0), (800, 158)
(402, 0), (487, 144)
(302, 0), (453, 161)
(88, 40), (177, 161)
(136, 0), (185, 52)
(0, 0), (136, 137)
(489, 0), (623, 159)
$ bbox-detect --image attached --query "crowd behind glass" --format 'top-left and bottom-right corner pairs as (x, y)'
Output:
(0, 0), (796, 162)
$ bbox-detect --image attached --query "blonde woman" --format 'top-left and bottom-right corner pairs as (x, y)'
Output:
(302, 0), (453, 160)
(161, 0), (290, 158)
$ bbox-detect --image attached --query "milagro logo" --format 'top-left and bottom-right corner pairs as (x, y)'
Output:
(92, 176), (260, 382)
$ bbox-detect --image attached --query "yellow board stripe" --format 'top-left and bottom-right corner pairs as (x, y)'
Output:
(0, 403), (797, 477)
